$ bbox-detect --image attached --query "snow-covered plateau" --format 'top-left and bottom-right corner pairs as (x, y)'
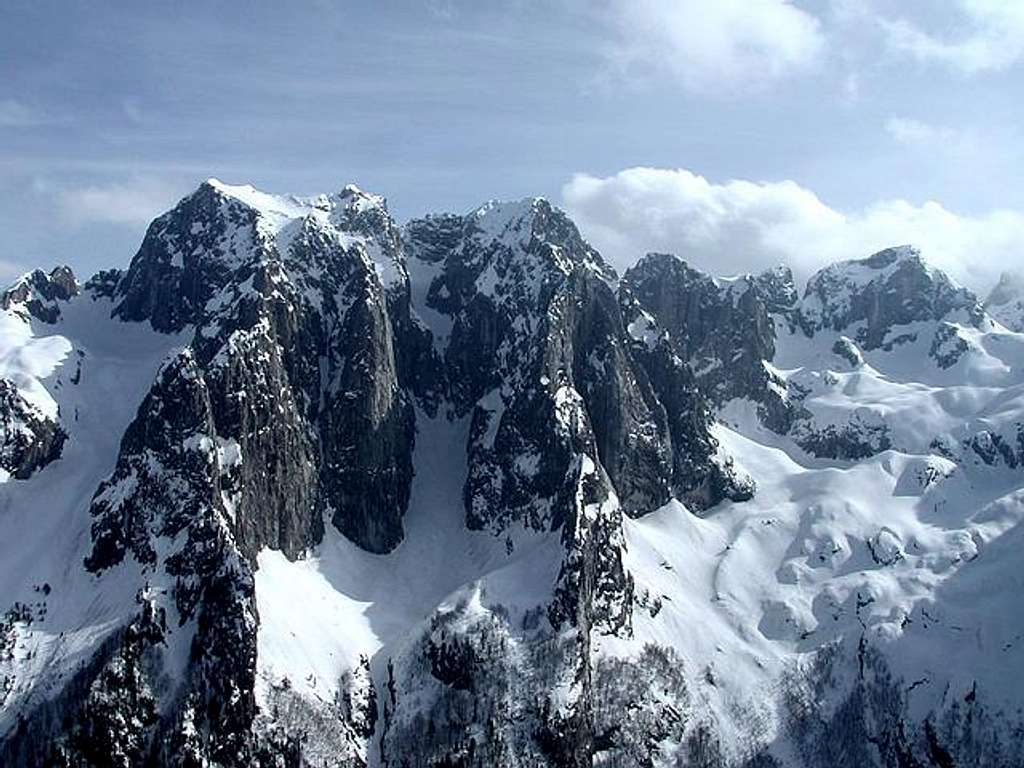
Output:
(2, 180), (1024, 767)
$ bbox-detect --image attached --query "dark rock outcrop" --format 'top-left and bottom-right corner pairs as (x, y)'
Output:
(0, 378), (65, 480)
(620, 252), (792, 434)
(107, 180), (422, 556)
(113, 181), (255, 332)
(410, 199), (674, 530)
(1, 266), (78, 323)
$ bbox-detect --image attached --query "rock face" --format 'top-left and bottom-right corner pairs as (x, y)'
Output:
(411, 199), (674, 529)
(985, 270), (1024, 332)
(0, 268), (74, 479)
(0, 378), (66, 479)
(111, 180), (417, 557)
(620, 253), (794, 433)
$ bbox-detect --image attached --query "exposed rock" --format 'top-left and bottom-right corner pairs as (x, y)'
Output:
(790, 414), (892, 461)
(109, 180), (421, 555)
(113, 181), (257, 332)
(1, 266), (78, 323)
(797, 245), (984, 350)
(411, 199), (672, 529)
(620, 253), (792, 434)
(0, 378), (65, 480)
(831, 337), (864, 369)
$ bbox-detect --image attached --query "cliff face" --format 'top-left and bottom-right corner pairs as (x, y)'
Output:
(110, 180), (418, 558)
(0, 268), (76, 480)
(620, 251), (795, 439)
(0, 377), (66, 480)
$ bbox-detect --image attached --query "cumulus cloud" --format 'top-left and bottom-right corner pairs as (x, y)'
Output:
(561, 167), (1024, 294)
(879, 0), (1024, 73)
(601, 0), (824, 93)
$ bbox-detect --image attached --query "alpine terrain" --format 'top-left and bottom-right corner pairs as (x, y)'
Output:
(2, 179), (1024, 767)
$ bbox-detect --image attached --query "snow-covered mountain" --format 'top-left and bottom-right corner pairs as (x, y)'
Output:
(986, 271), (1024, 333)
(2, 180), (1023, 767)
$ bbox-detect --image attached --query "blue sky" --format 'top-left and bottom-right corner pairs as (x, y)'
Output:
(2, 0), (1022, 290)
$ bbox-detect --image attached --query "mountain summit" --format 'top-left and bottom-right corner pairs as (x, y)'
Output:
(2, 182), (1024, 767)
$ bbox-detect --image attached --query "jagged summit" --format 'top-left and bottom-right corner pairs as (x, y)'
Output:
(861, 243), (922, 268)
(467, 196), (547, 236)
(406, 196), (610, 270)
(0, 265), (79, 324)
(804, 244), (929, 295)
(199, 177), (390, 229)
(798, 243), (984, 348)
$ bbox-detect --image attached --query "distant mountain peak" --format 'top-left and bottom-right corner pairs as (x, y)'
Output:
(799, 243), (983, 349)
(985, 270), (1024, 332)
(1, 265), (79, 323)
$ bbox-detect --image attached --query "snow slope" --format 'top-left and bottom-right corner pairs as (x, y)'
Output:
(0, 291), (187, 731)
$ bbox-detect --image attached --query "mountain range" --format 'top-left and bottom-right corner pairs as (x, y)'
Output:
(2, 179), (1024, 767)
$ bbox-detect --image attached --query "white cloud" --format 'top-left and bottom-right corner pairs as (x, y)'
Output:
(561, 167), (1024, 294)
(601, 0), (824, 93)
(885, 117), (957, 146)
(884, 117), (978, 157)
(879, 0), (1024, 73)
(41, 177), (184, 227)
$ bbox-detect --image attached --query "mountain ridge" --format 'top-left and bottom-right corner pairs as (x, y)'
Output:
(2, 180), (1024, 767)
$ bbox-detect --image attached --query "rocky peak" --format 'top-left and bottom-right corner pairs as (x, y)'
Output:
(614, 256), (774, 376)
(112, 181), (261, 331)
(620, 254), (782, 411)
(443, 197), (614, 294)
(467, 198), (608, 267)
(102, 181), (426, 558)
(408, 198), (617, 412)
(754, 264), (798, 311)
(798, 245), (984, 349)
(1, 265), (79, 323)
(985, 271), (1024, 332)
(114, 179), (408, 335)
